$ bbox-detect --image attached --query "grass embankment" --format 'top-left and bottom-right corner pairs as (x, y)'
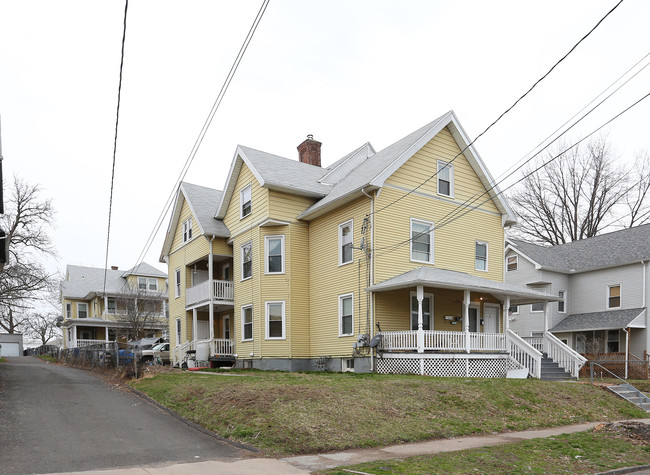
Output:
(131, 371), (648, 456)
(0, 356), (6, 363)
(322, 427), (650, 474)
(37, 355), (57, 363)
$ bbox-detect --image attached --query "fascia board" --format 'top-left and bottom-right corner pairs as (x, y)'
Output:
(160, 186), (186, 261)
(446, 112), (516, 225)
(215, 146), (265, 219)
(297, 185), (379, 221)
(369, 112), (451, 188)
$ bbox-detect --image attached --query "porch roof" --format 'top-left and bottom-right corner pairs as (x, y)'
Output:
(367, 266), (559, 305)
(550, 308), (646, 333)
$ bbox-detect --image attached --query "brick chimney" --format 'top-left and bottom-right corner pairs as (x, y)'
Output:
(297, 135), (322, 167)
(111, 266), (118, 270)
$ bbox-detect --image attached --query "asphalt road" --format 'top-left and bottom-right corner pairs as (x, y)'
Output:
(0, 357), (244, 474)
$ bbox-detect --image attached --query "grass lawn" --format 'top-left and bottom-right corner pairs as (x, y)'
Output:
(320, 426), (650, 474)
(37, 355), (57, 363)
(131, 370), (648, 456)
(0, 356), (5, 363)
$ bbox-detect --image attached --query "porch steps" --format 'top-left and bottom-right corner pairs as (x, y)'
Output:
(608, 384), (650, 412)
(540, 357), (575, 381)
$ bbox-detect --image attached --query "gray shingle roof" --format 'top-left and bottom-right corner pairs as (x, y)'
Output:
(62, 265), (127, 299)
(238, 146), (332, 197)
(509, 223), (650, 273)
(121, 262), (167, 278)
(367, 266), (558, 305)
(550, 308), (646, 332)
(181, 183), (230, 237)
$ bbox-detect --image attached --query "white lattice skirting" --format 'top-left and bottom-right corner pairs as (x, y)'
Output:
(376, 354), (521, 378)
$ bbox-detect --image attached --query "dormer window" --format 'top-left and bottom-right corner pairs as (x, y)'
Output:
(240, 184), (252, 218)
(437, 160), (454, 197)
(182, 218), (192, 242)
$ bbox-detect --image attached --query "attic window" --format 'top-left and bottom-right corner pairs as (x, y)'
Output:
(507, 255), (518, 272)
(182, 218), (192, 242)
(437, 160), (454, 197)
(240, 184), (252, 219)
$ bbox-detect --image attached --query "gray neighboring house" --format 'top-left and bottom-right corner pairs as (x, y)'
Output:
(0, 333), (24, 357)
(505, 224), (650, 359)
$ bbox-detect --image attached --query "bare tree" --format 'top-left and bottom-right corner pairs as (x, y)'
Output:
(509, 138), (650, 245)
(114, 284), (167, 341)
(26, 312), (60, 345)
(0, 176), (57, 333)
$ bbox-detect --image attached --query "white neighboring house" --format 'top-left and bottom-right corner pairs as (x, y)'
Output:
(505, 224), (650, 360)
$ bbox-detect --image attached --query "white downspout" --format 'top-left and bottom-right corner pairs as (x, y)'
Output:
(624, 327), (629, 380)
(209, 237), (215, 342)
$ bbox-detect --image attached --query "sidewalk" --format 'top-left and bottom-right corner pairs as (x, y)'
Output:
(43, 418), (650, 474)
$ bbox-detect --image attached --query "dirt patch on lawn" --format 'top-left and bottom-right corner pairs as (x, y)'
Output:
(594, 421), (650, 444)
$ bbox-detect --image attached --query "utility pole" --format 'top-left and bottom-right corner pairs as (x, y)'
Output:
(0, 115), (6, 272)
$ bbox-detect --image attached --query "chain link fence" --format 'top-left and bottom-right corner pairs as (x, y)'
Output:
(24, 345), (61, 359)
(59, 342), (145, 376)
(579, 353), (649, 380)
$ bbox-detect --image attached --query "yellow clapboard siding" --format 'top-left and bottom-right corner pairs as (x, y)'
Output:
(223, 162), (269, 238)
(289, 223), (310, 357)
(268, 190), (315, 222)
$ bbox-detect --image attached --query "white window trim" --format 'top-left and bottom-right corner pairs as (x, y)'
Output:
(265, 300), (286, 340)
(174, 268), (181, 298)
(182, 218), (193, 243)
(241, 241), (253, 281)
(475, 241), (488, 272)
(558, 290), (567, 314)
(338, 219), (354, 266)
(175, 317), (181, 346)
(77, 302), (88, 318)
(437, 160), (454, 198)
(607, 284), (622, 309)
(240, 184), (252, 219)
(507, 255), (518, 272)
(241, 304), (253, 342)
(338, 293), (354, 337)
(264, 235), (285, 275)
(65, 302), (72, 319)
(410, 218), (434, 264)
(409, 291), (434, 331)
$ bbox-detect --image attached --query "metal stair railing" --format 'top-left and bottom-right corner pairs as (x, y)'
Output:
(590, 362), (650, 409)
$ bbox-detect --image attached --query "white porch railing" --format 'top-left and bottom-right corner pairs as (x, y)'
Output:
(544, 331), (587, 378)
(379, 330), (507, 353)
(186, 280), (234, 307)
(506, 329), (542, 379)
(523, 337), (543, 352)
(172, 338), (235, 367)
(76, 339), (107, 347)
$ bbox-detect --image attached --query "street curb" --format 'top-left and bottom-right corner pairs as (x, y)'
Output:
(127, 385), (260, 454)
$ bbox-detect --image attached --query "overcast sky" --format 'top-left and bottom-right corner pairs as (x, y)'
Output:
(1, 0), (649, 276)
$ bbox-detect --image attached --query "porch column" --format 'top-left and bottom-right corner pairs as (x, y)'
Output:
(105, 326), (109, 343)
(208, 239), (215, 341)
(73, 326), (77, 348)
(543, 301), (549, 332)
(464, 289), (470, 353)
(416, 285), (424, 353)
(504, 296), (510, 332)
(192, 308), (198, 345)
(104, 295), (108, 318)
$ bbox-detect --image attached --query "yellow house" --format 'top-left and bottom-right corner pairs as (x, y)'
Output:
(60, 263), (168, 348)
(160, 111), (583, 378)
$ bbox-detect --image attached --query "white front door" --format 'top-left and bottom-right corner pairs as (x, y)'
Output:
(197, 320), (209, 340)
(483, 305), (499, 333)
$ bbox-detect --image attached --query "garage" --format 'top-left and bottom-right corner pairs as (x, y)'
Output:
(0, 333), (24, 357)
(0, 342), (20, 357)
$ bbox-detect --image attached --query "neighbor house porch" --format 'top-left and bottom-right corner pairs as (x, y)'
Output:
(369, 267), (587, 379)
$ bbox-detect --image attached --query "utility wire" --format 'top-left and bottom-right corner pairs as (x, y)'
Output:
(103, 0), (129, 297)
(371, 0), (625, 218)
(130, 0), (270, 273)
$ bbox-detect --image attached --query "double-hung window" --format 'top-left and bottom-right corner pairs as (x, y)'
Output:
(138, 277), (158, 291)
(339, 220), (353, 265)
(507, 255), (518, 271)
(175, 318), (181, 346)
(410, 292), (433, 330)
(265, 235), (285, 274)
(107, 298), (117, 314)
(437, 160), (454, 197)
(266, 301), (285, 339)
(410, 218), (434, 263)
(339, 293), (353, 336)
(241, 242), (252, 280)
(241, 305), (253, 341)
(475, 242), (488, 271)
(65, 302), (72, 319)
(558, 290), (566, 313)
(174, 268), (181, 298)
(240, 184), (252, 218)
(608, 285), (621, 309)
(77, 302), (88, 318)
(182, 218), (192, 242)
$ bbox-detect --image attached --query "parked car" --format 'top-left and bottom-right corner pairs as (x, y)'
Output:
(136, 337), (166, 362)
(152, 342), (170, 365)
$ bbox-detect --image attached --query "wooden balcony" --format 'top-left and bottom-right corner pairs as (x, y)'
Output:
(186, 279), (234, 308)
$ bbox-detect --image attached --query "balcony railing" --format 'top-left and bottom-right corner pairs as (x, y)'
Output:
(186, 279), (234, 307)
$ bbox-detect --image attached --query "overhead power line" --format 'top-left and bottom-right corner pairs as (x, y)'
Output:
(130, 0), (270, 272)
(102, 0), (129, 296)
(371, 0), (626, 218)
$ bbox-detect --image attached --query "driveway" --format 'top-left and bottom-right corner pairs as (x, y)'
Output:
(0, 357), (245, 474)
